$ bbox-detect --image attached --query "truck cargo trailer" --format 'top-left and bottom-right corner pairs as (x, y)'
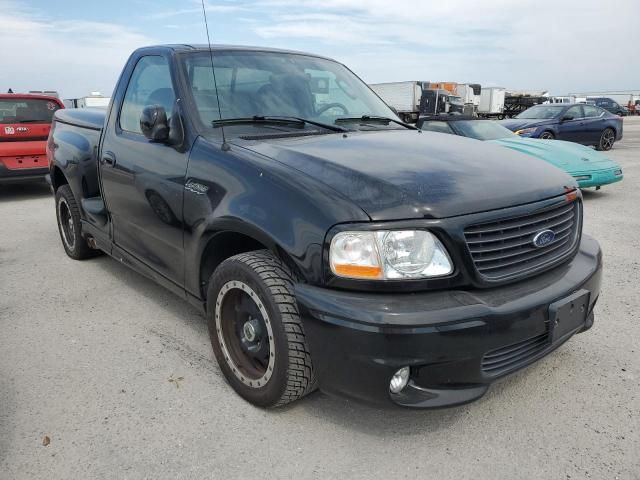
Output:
(478, 87), (506, 118)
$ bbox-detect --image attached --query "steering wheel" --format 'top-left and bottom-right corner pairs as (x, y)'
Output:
(316, 103), (349, 116)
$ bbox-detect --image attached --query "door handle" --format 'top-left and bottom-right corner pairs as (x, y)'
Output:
(101, 152), (116, 167)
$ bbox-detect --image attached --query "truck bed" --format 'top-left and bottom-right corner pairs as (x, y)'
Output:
(49, 109), (104, 202)
(54, 108), (105, 131)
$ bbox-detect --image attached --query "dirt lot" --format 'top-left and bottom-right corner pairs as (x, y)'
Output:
(1, 118), (639, 479)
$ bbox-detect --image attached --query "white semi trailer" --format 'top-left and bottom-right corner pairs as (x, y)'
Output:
(478, 87), (506, 118)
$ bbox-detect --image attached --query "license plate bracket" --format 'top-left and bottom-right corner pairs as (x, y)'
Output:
(549, 290), (590, 343)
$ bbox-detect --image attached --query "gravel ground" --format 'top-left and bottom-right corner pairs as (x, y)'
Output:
(1, 118), (638, 480)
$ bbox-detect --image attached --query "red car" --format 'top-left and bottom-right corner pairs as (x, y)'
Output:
(0, 93), (63, 183)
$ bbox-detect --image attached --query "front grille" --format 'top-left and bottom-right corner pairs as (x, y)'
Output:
(482, 332), (550, 377)
(464, 200), (580, 281)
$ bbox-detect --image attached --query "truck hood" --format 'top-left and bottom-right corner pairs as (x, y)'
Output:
(239, 130), (576, 220)
(490, 137), (619, 173)
(499, 118), (556, 132)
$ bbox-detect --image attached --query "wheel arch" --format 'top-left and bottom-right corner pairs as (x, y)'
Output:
(197, 226), (302, 302)
(51, 165), (69, 191)
(540, 128), (556, 139)
(604, 124), (617, 137)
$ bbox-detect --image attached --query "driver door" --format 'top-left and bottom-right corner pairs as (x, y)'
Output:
(100, 54), (189, 286)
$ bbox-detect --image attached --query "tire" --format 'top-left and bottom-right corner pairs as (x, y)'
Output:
(596, 128), (615, 151)
(55, 185), (97, 260)
(540, 131), (555, 140)
(206, 250), (316, 407)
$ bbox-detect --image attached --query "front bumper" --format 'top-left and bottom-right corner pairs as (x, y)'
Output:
(296, 235), (602, 408)
(574, 167), (623, 188)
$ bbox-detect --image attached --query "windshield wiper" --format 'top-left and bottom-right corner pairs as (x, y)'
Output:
(335, 115), (417, 129)
(212, 116), (347, 132)
(18, 119), (48, 123)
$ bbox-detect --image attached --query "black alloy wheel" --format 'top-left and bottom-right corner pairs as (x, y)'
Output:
(207, 250), (316, 407)
(55, 185), (97, 260)
(597, 128), (615, 151)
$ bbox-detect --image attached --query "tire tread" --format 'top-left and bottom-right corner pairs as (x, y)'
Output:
(55, 185), (97, 260)
(214, 250), (316, 407)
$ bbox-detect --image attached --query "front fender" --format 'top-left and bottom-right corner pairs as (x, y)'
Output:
(182, 136), (370, 297)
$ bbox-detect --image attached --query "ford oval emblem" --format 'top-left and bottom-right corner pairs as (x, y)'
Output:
(532, 229), (556, 248)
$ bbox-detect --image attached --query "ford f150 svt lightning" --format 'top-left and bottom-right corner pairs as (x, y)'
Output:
(47, 45), (602, 408)
(1, 93), (63, 183)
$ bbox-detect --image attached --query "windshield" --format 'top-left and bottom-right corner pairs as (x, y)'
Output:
(181, 51), (399, 128)
(516, 105), (564, 120)
(0, 98), (61, 124)
(454, 121), (516, 140)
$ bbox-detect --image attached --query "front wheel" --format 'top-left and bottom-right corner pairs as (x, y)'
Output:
(597, 128), (615, 151)
(540, 131), (555, 140)
(206, 250), (316, 407)
(55, 185), (98, 260)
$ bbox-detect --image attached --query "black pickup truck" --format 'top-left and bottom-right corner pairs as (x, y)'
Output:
(47, 44), (602, 409)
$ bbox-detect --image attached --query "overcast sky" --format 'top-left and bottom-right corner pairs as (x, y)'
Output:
(1, 0), (638, 99)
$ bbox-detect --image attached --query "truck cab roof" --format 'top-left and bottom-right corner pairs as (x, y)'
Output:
(136, 44), (335, 61)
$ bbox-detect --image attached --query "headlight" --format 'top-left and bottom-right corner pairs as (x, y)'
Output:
(330, 230), (453, 280)
(514, 127), (538, 136)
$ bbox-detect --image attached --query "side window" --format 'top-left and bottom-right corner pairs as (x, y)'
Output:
(120, 56), (175, 134)
(583, 105), (603, 118)
(420, 121), (455, 134)
(565, 105), (584, 119)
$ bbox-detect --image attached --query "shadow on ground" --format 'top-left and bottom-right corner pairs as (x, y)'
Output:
(0, 181), (51, 201)
(86, 249), (568, 437)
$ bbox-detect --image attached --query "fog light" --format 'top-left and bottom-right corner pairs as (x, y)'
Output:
(389, 367), (410, 394)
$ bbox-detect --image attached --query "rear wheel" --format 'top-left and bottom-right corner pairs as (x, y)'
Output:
(540, 131), (555, 140)
(55, 185), (97, 260)
(597, 128), (615, 151)
(206, 250), (316, 407)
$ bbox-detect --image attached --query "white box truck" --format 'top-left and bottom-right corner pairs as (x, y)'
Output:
(478, 87), (506, 118)
(370, 81), (464, 122)
(369, 82), (426, 123)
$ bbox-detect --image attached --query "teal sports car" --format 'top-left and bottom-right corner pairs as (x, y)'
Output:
(418, 116), (624, 189)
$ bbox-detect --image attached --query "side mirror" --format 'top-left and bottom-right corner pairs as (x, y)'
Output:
(561, 115), (574, 122)
(140, 105), (169, 142)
